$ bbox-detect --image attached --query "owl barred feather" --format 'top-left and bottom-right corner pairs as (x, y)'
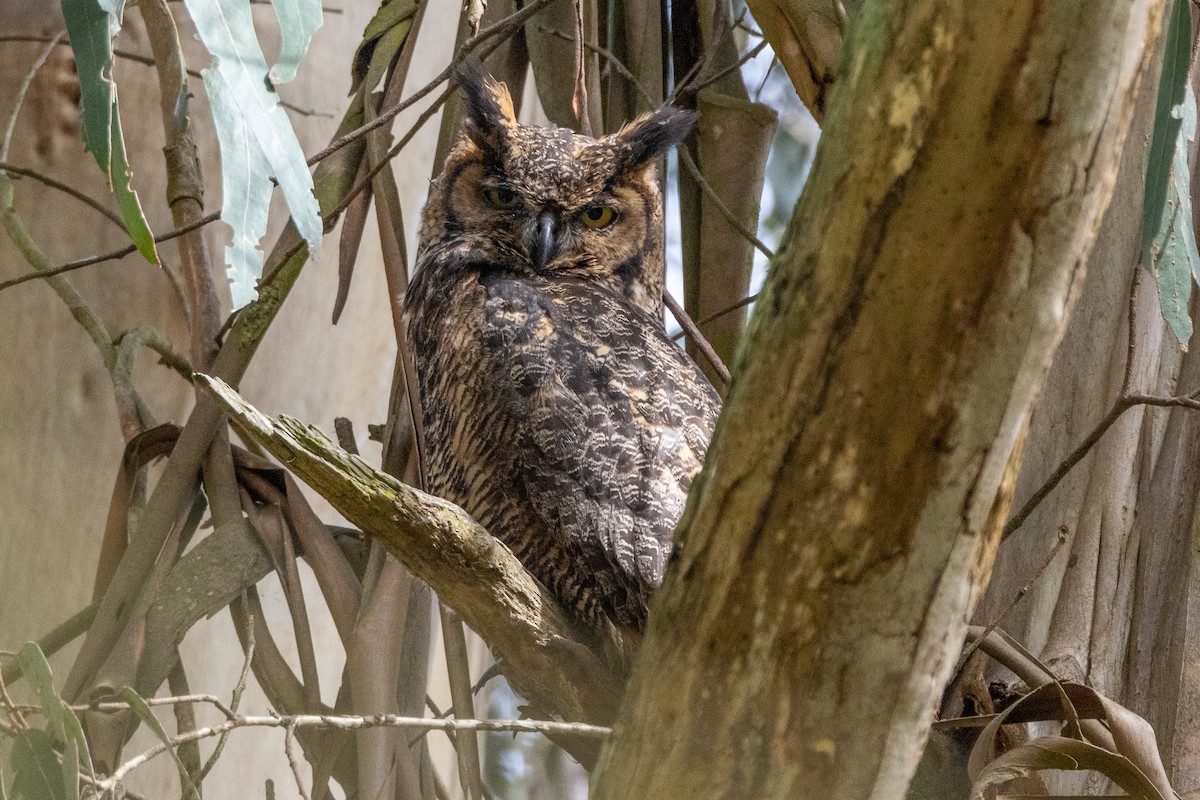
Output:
(405, 61), (719, 637)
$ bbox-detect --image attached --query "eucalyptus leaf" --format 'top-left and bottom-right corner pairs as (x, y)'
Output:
(352, 0), (420, 92)
(58, 738), (77, 800)
(10, 730), (65, 800)
(204, 73), (273, 308)
(119, 687), (201, 800)
(1147, 86), (1199, 345)
(183, 0), (323, 307)
(269, 0), (324, 85)
(17, 643), (64, 743)
(1143, 0), (1192, 253)
(60, 0), (158, 263)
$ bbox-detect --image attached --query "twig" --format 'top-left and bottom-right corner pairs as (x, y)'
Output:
(676, 146), (775, 260)
(1, 31), (63, 161)
(0, 658), (27, 730)
(671, 291), (760, 341)
(198, 611), (254, 780)
(952, 526), (1071, 681)
(571, 0), (590, 136)
(99, 713), (611, 793)
(0, 210), (219, 293)
(142, 0), (221, 371)
(753, 56), (778, 103)
(0, 162), (125, 228)
(115, 327), (194, 382)
(664, 290), (731, 385)
(306, 0), (564, 167)
(283, 721), (312, 800)
(1002, 268), (1200, 540)
(690, 38), (769, 97)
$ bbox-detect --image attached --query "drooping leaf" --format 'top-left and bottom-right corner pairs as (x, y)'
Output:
(1095, 693), (1175, 800)
(183, 0), (323, 308)
(17, 643), (65, 743)
(59, 709), (94, 792)
(10, 729), (66, 800)
(1147, 86), (1199, 345)
(203, 73), (272, 308)
(970, 735), (1167, 800)
(351, 0), (419, 94)
(58, 738), (77, 800)
(268, 0), (324, 85)
(60, 0), (158, 263)
(119, 687), (201, 800)
(1143, 0), (1192, 257)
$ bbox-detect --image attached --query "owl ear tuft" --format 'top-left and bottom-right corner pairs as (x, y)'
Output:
(455, 57), (519, 152)
(612, 106), (697, 170)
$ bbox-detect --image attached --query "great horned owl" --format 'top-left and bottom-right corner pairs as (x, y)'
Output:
(405, 62), (720, 641)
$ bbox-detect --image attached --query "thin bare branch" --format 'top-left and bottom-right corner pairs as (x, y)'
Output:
(1003, 269), (1200, 541)
(0, 162), (125, 228)
(284, 722), (313, 800)
(672, 292), (760, 341)
(664, 290), (732, 385)
(1, 31), (63, 161)
(99, 712), (610, 794)
(0, 210), (220, 292)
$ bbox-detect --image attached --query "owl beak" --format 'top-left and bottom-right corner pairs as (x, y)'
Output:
(529, 211), (561, 270)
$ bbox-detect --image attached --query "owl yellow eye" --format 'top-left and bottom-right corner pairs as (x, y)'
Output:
(483, 186), (520, 209)
(579, 205), (617, 229)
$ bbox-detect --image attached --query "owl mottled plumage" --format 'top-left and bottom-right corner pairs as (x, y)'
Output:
(405, 62), (719, 637)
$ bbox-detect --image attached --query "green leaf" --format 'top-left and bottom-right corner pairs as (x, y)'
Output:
(351, 0), (419, 93)
(1143, 0), (1192, 256)
(119, 687), (201, 800)
(1148, 86), (1199, 345)
(17, 643), (64, 743)
(60, 0), (159, 264)
(58, 738), (77, 800)
(183, 0), (323, 308)
(10, 729), (66, 800)
(60, 708), (95, 790)
(268, 0), (323, 85)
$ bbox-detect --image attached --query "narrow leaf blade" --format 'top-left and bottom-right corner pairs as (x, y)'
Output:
(203, 71), (272, 308)
(1142, 0), (1192, 254)
(60, 0), (158, 263)
(17, 643), (65, 743)
(11, 729), (66, 800)
(119, 687), (200, 800)
(268, 0), (323, 85)
(185, 0), (322, 306)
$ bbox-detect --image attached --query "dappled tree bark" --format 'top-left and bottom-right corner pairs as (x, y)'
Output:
(592, 2), (1164, 799)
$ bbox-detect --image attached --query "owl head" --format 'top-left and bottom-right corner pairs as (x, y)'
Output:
(417, 59), (695, 320)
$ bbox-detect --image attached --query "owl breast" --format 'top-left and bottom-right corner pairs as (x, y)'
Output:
(405, 246), (720, 633)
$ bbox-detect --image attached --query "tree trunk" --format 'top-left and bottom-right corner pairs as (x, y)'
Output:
(591, 2), (1163, 798)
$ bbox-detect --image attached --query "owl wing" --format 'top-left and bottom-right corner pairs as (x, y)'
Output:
(477, 269), (721, 603)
